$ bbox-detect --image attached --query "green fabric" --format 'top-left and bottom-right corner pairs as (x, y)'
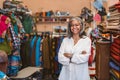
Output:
(0, 38), (11, 54)
(22, 15), (33, 34)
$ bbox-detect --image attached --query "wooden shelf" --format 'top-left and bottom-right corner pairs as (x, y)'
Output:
(37, 16), (72, 23)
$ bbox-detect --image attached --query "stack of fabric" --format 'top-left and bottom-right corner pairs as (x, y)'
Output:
(110, 38), (120, 80)
(107, 1), (120, 30)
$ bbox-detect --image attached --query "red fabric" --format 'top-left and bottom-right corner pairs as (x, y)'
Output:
(111, 42), (120, 50)
(93, 13), (101, 22)
(0, 15), (8, 36)
(111, 53), (120, 63)
(88, 46), (94, 65)
(111, 45), (120, 55)
(114, 38), (120, 45)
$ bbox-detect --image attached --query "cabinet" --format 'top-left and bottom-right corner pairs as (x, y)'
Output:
(96, 41), (110, 80)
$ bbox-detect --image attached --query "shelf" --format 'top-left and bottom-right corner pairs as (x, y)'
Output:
(37, 16), (72, 23)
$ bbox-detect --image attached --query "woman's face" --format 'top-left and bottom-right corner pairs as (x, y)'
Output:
(70, 20), (81, 35)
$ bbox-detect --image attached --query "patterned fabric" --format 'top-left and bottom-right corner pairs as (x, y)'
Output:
(0, 50), (8, 73)
(0, 15), (8, 36)
(9, 24), (20, 49)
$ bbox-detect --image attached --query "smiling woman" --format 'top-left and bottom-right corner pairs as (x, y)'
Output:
(58, 17), (91, 80)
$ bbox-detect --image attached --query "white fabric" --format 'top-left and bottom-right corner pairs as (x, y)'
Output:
(58, 36), (91, 80)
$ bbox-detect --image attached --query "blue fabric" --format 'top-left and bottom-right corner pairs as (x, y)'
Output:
(30, 36), (37, 57)
(93, 0), (103, 11)
(55, 36), (64, 74)
(0, 38), (4, 43)
(0, 71), (6, 79)
(35, 37), (42, 66)
(13, 24), (18, 35)
(7, 66), (19, 76)
(109, 61), (120, 72)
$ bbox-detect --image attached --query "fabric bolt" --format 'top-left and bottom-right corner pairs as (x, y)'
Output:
(114, 38), (120, 45)
(58, 37), (91, 80)
(109, 61), (120, 72)
(111, 52), (120, 63)
(110, 57), (120, 67)
(111, 69), (120, 79)
(111, 42), (120, 51)
(110, 70), (118, 80)
(111, 45), (120, 55)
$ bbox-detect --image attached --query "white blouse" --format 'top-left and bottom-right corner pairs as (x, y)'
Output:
(58, 36), (91, 80)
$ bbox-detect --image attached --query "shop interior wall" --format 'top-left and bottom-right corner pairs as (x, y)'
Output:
(22, 0), (91, 32)
(0, 0), (119, 32)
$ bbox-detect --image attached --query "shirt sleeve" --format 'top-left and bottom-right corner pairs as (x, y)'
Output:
(58, 38), (70, 66)
(71, 37), (91, 64)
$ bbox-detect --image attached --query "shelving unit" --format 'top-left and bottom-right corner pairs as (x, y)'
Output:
(36, 16), (72, 32)
(38, 16), (72, 23)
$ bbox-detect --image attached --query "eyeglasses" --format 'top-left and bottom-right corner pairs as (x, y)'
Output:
(70, 24), (80, 27)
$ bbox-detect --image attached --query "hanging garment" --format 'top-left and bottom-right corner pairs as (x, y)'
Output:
(22, 14), (34, 34)
(0, 15), (8, 36)
(93, 0), (103, 11)
(0, 50), (8, 73)
(35, 36), (42, 67)
(0, 38), (11, 54)
(42, 36), (51, 71)
(31, 36), (38, 66)
(58, 37), (91, 80)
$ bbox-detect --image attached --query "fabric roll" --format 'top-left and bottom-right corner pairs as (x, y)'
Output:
(111, 52), (120, 63)
(110, 70), (118, 80)
(109, 61), (120, 72)
(114, 38), (120, 45)
(111, 45), (120, 55)
(110, 57), (120, 67)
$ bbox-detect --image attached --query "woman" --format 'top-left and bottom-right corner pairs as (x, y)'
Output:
(58, 17), (91, 80)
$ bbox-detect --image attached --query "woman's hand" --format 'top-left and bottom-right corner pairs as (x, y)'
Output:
(81, 51), (87, 54)
(64, 53), (73, 58)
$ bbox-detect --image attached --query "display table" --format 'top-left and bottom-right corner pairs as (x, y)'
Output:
(10, 66), (43, 80)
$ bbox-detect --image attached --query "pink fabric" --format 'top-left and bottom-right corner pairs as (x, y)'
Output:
(0, 15), (8, 36)
(93, 13), (101, 22)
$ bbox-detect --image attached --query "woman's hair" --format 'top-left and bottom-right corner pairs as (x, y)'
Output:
(67, 17), (86, 38)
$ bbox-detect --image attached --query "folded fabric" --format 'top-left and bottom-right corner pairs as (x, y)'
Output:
(110, 57), (120, 67)
(111, 68), (120, 79)
(109, 61), (120, 72)
(111, 42), (120, 50)
(111, 45), (120, 55)
(110, 69), (119, 80)
(111, 52), (120, 63)
(114, 38), (120, 45)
